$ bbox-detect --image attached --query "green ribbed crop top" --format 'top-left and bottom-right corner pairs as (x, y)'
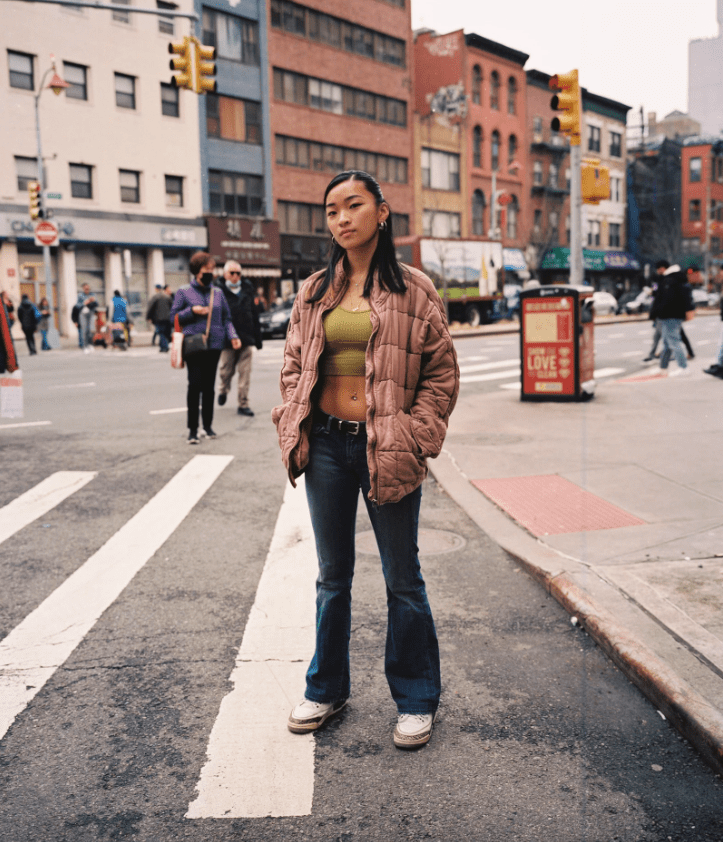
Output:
(319, 307), (373, 376)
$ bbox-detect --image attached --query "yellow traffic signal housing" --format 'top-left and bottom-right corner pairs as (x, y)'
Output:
(549, 69), (581, 146)
(581, 158), (610, 204)
(169, 36), (195, 91)
(195, 43), (216, 94)
(28, 181), (43, 220)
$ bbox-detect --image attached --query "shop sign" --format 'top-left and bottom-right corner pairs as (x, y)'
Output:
(207, 217), (280, 268)
(541, 247), (640, 272)
(522, 296), (576, 395)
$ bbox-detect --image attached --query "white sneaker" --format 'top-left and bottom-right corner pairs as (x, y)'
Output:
(287, 698), (347, 733)
(669, 367), (690, 378)
(393, 712), (436, 749)
(651, 367), (667, 376)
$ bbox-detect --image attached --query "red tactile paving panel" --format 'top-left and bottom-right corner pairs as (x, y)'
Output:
(471, 475), (646, 536)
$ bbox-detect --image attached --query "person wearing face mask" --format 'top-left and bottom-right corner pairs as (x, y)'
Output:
(217, 260), (263, 417)
(170, 252), (241, 444)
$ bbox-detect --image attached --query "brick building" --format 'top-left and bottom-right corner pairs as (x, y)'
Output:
(681, 136), (723, 275)
(268, 0), (414, 292)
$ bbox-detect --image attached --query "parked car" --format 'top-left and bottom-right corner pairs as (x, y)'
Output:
(591, 290), (618, 316)
(259, 294), (296, 338)
(691, 288), (720, 308)
(624, 288), (653, 314)
(615, 291), (639, 314)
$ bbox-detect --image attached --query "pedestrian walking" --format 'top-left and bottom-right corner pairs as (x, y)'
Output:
(37, 297), (52, 350)
(76, 284), (98, 352)
(0, 291), (18, 374)
(109, 290), (129, 348)
(217, 261), (263, 416)
(170, 252), (240, 444)
(273, 171), (459, 749)
(1, 291), (15, 329)
(17, 295), (39, 355)
(703, 293), (723, 379)
(653, 264), (695, 377)
(146, 284), (173, 353)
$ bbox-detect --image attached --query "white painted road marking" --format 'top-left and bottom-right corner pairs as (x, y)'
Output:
(459, 358), (520, 375)
(0, 455), (232, 741)
(149, 407), (186, 415)
(187, 476), (318, 819)
(0, 421), (52, 430)
(48, 382), (96, 390)
(0, 472), (96, 547)
(461, 368), (521, 384)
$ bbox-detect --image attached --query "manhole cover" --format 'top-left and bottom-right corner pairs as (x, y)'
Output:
(356, 528), (466, 557)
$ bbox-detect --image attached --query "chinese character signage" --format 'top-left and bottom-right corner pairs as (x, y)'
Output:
(206, 217), (280, 268)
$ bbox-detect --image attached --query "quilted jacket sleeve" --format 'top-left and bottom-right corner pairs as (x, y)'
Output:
(271, 295), (303, 427)
(407, 291), (460, 459)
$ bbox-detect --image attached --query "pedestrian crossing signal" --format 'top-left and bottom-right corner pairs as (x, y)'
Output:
(28, 181), (44, 220)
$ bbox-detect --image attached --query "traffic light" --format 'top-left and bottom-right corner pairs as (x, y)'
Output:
(28, 181), (44, 220)
(581, 158), (610, 204)
(169, 36), (195, 91)
(195, 42), (216, 94)
(549, 69), (581, 146)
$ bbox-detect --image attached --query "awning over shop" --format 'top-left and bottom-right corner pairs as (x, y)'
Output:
(541, 248), (641, 272)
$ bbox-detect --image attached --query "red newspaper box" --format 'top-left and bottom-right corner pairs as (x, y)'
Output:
(519, 285), (595, 401)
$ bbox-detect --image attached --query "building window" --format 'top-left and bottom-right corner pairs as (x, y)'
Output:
(392, 213), (409, 236)
(209, 170), (263, 216)
(689, 157), (702, 183)
(587, 219), (601, 246)
(161, 82), (179, 117)
(491, 130), (500, 171)
(532, 116), (543, 141)
(588, 125), (601, 153)
(610, 176), (621, 202)
(550, 211), (559, 241)
(207, 94), (262, 143)
(275, 135), (407, 183)
(273, 68), (406, 127)
(422, 210), (460, 238)
(609, 222), (621, 247)
(165, 175), (183, 206)
(62, 62), (87, 100)
(506, 196), (519, 238)
(157, 0), (176, 34)
(421, 149), (460, 191)
(689, 199), (701, 221)
(472, 125), (482, 168)
(277, 200), (326, 234)
(533, 208), (542, 233)
(508, 133), (517, 164)
(111, 0), (131, 23)
(609, 130), (622, 158)
(472, 190), (485, 236)
(70, 164), (92, 199)
(472, 64), (481, 105)
(270, 1), (406, 68)
(119, 169), (140, 203)
(565, 168), (571, 190)
(507, 76), (517, 115)
(548, 162), (558, 188)
(15, 156), (38, 191)
(203, 8), (260, 65)
(533, 161), (543, 186)
(115, 73), (136, 109)
(490, 71), (499, 110)
(8, 50), (34, 90)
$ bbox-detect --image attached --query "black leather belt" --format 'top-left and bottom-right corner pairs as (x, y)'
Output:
(316, 410), (366, 436)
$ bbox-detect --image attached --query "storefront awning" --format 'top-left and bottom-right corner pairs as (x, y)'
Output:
(541, 248), (640, 272)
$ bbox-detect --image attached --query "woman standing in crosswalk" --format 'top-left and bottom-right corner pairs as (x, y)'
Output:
(273, 170), (459, 749)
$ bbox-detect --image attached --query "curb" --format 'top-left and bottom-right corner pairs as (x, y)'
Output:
(429, 453), (723, 778)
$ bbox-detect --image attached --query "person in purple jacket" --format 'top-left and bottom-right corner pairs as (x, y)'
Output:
(171, 251), (240, 444)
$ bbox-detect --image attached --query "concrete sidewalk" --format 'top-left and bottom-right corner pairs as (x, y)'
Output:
(430, 325), (723, 776)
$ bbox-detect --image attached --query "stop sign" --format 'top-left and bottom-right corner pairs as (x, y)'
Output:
(34, 220), (59, 247)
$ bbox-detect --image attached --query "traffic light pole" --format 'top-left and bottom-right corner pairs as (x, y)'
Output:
(33, 68), (54, 319)
(569, 143), (583, 286)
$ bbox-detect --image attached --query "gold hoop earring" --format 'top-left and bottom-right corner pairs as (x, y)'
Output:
(379, 221), (387, 231)
(331, 236), (337, 245)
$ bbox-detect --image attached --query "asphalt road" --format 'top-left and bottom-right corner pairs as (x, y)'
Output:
(0, 333), (721, 841)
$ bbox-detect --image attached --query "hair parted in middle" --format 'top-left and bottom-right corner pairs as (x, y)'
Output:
(307, 170), (408, 303)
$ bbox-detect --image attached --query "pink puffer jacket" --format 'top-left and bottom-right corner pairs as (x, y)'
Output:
(271, 263), (460, 505)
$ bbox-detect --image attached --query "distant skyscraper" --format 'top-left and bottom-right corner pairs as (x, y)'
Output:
(688, 0), (723, 135)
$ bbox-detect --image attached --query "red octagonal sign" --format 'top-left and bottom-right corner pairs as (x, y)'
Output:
(34, 220), (59, 247)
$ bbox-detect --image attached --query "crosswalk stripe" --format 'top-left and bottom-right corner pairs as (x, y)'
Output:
(187, 476), (317, 819)
(0, 455), (232, 741)
(459, 358), (519, 375)
(0, 471), (96, 546)
(461, 368), (520, 384)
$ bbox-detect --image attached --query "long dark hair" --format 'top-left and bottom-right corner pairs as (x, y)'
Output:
(307, 171), (407, 303)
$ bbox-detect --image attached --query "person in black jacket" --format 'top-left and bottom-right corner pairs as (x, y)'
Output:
(17, 295), (39, 355)
(652, 264), (695, 376)
(217, 261), (263, 416)
(703, 293), (723, 378)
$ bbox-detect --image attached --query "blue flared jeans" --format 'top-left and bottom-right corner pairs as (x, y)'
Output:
(303, 421), (441, 715)
(659, 318), (687, 369)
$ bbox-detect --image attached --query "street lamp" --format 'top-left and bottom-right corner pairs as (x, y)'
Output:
(34, 55), (69, 337)
(489, 159), (521, 240)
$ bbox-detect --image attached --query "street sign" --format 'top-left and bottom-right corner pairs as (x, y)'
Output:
(34, 220), (59, 247)
(45, 192), (62, 199)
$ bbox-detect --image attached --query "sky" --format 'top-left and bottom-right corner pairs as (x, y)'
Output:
(411, 0), (720, 128)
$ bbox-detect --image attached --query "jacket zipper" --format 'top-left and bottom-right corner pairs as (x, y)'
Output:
(366, 298), (381, 504)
